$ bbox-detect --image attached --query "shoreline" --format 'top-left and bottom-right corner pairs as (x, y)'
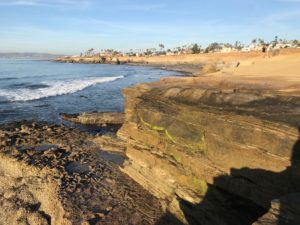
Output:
(1, 49), (300, 224)
(53, 58), (202, 77)
(54, 48), (300, 77)
(0, 60), (178, 126)
(126, 62), (201, 77)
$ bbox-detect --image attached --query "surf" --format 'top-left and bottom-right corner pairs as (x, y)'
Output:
(0, 76), (124, 102)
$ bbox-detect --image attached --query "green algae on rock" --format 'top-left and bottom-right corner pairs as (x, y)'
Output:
(118, 77), (300, 224)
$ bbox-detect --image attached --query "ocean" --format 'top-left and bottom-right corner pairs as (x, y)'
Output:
(0, 59), (179, 124)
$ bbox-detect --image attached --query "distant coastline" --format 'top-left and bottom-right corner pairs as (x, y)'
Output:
(54, 48), (300, 77)
(0, 52), (62, 60)
(1, 46), (300, 225)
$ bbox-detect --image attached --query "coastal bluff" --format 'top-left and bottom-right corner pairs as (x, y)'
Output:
(117, 51), (300, 224)
(0, 50), (299, 225)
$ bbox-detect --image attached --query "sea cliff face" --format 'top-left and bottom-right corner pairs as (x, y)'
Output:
(117, 76), (300, 224)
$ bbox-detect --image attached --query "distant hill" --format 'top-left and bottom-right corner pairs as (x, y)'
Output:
(0, 52), (62, 59)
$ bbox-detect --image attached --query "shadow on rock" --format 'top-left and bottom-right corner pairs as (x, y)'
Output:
(155, 211), (185, 225)
(158, 127), (300, 225)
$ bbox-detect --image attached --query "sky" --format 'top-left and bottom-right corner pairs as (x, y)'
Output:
(0, 0), (299, 54)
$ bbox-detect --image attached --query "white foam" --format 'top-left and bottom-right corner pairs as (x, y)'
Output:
(0, 76), (123, 102)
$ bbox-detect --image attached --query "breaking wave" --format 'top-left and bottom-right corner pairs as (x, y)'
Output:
(0, 76), (123, 102)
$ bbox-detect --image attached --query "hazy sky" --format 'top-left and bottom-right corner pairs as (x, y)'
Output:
(0, 0), (299, 54)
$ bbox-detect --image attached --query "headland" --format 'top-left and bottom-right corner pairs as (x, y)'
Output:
(1, 48), (300, 224)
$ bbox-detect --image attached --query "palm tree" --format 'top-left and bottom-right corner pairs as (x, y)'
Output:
(159, 44), (165, 51)
(85, 48), (94, 56)
(274, 36), (278, 44)
(258, 38), (265, 44)
(191, 44), (201, 54)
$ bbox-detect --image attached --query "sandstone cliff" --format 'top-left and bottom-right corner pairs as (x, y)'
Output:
(117, 66), (300, 224)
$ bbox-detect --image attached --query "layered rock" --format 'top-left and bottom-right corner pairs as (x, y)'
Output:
(0, 123), (176, 225)
(61, 112), (125, 126)
(117, 77), (300, 224)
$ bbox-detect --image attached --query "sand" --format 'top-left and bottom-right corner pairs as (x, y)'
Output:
(147, 48), (300, 95)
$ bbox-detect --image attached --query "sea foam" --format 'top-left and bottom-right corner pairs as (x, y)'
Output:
(0, 76), (123, 102)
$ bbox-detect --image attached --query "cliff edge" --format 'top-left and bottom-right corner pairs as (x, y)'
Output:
(118, 52), (300, 224)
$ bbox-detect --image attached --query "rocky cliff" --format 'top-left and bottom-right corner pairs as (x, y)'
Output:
(3, 51), (298, 224)
(117, 75), (300, 224)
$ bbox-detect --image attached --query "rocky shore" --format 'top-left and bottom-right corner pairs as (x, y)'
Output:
(1, 50), (299, 224)
(54, 49), (300, 77)
(61, 112), (125, 126)
(0, 122), (182, 225)
(53, 50), (258, 77)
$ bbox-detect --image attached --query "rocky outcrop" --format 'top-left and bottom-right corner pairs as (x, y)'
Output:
(91, 134), (126, 153)
(117, 77), (300, 224)
(5, 50), (300, 224)
(0, 123), (176, 225)
(61, 112), (125, 126)
(54, 56), (127, 65)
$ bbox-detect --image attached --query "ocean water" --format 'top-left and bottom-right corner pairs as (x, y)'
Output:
(0, 59), (180, 124)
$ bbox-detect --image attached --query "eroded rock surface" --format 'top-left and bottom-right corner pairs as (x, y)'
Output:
(117, 78), (300, 224)
(61, 112), (125, 126)
(91, 134), (126, 153)
(0, 123), (176, 225)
